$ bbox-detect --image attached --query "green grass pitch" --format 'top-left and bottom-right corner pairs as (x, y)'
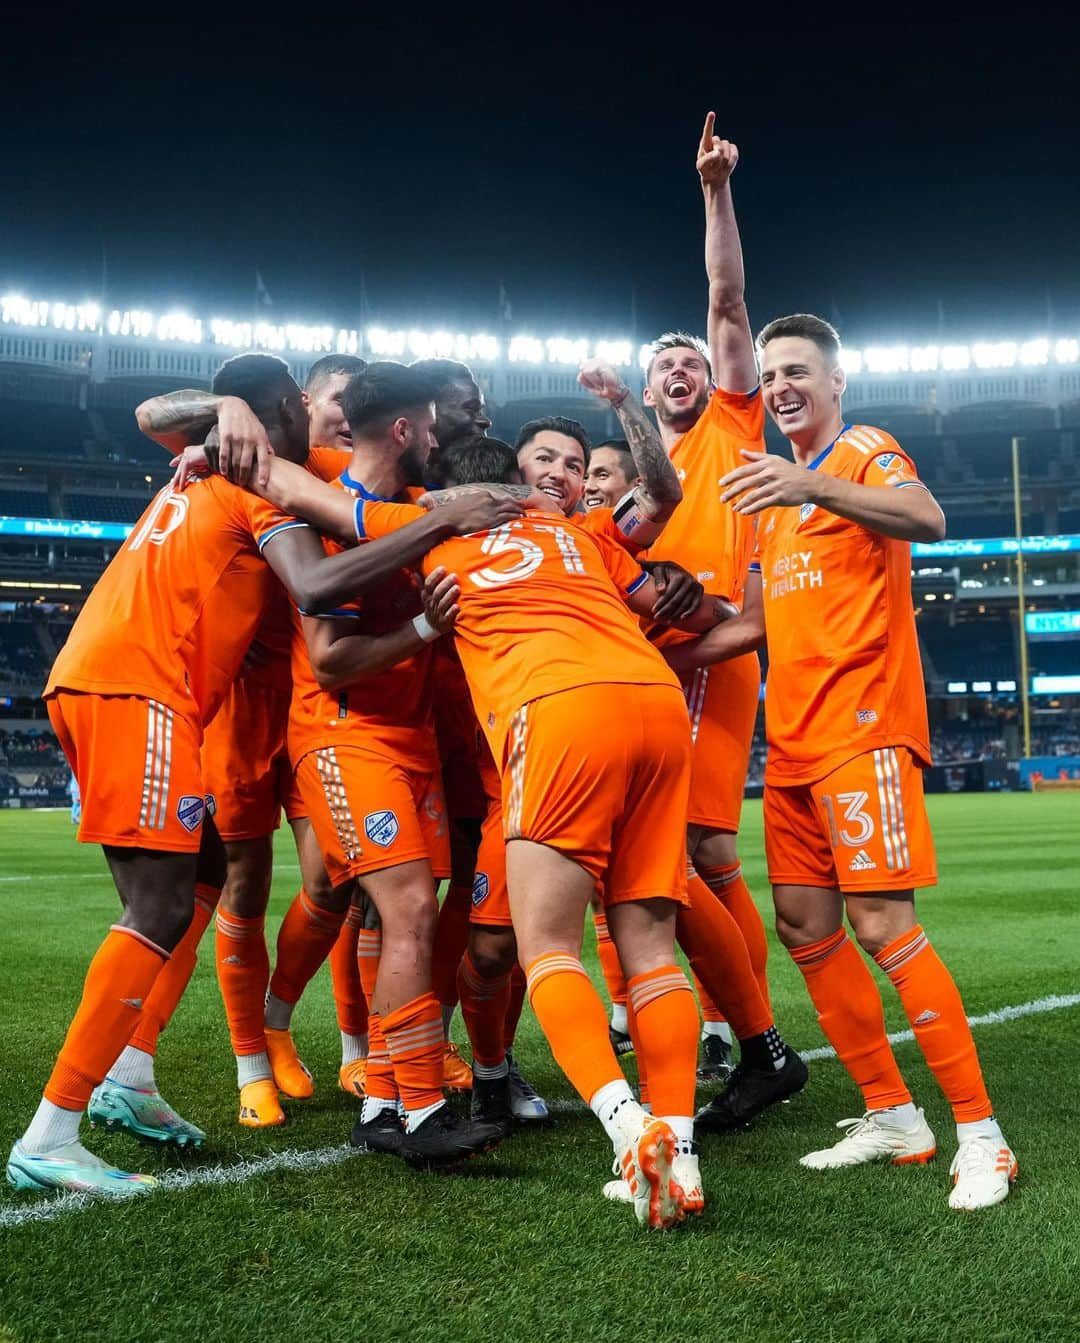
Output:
(0, 795), (1077, 1343)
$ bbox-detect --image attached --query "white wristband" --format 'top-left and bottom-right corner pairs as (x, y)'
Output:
(412, 612), (440, 643)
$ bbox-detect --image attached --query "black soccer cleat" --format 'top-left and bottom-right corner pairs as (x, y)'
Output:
(399, 1103), (504, 1170)
(609, 1025), (635, 1059)
(470, 1073), (514, 1141)
(349, 1107), (405, 1156)
(695, 1045), (809, 1134)
(696, 1032), (734, 1083)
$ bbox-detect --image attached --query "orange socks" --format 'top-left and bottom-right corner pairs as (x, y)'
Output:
(363, 1013), (398, 1101)
(627, 966), (697, 1118)
(503, 962), (527, 1050)
(677, 872), (773, 1041)
(526, 953), (623, 1104)
(791, 929), (911, 1110)
(457, 951), (511, 1067)
(875, 925), (992, 1122)
(692, 971), (725, 1025)
(214, 908), (270, 1056)
(698, 862), (771, 1009)
(357, 924), (381, 1008)
(268, 889), (346, 1005)
(431, 882), (472, 1008)
(381, 990), (445, 1112)
(45, 926), (169, 1109)
(329, 905), (367, 1038)
(128, 883), (219, 1054)
(593, 909), (628, 1009)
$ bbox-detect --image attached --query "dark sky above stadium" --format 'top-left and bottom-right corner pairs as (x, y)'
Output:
(1, 5), (1077, 347)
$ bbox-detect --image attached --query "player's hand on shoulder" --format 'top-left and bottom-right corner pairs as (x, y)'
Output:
(217, 395), (275, 488)
(423, 487), (529, 535)
(720, 449), (813, 515)
(170, 441), (211, 489)
(696, 111), (738, 188)
(422, 567), (461, 635)
(646, 561), (705, 621)
(578, 359), (629, 405)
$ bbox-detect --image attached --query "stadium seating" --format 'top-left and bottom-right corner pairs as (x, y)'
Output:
(0, 399), (91, 461)
(0, 488), (52, 518)
(64, 493), (147, 523)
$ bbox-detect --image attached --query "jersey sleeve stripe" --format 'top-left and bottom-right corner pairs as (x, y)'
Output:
(626, 571), (649, 595)
(257, 519), (310, 551)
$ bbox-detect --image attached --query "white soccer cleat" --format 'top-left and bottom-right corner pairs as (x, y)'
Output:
(615, 1116), (686, 1230)
(602, 1154), (633, 1204)
(672, 1149), (704, 1216)
(800, 1108), (937, 1170)
(948, 1136), (1017, 1211)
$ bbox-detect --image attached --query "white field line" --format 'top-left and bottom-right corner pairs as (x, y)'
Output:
(2, 991), (1077, 1231)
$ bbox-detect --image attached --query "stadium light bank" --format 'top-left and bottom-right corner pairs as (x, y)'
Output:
(2, 293), (1079, 374)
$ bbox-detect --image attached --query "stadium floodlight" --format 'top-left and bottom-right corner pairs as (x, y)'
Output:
(839, 347), (863, 374)
(156, 313), (203, 344)
(1, 294), (49, 328)
(509, 335), (545, 364)
(972, 680), (992, 692)
(941, 345), (971, 371)
(864, 345), (909, 375)
(973, 341), (1018, 370)
(996, 679), (1017, 691)
(336, 328), (361, 354)
(909, 345), (940, 372)
(1020, 338), (1050, 367)
(366, 327), (407, 358)
(593, 340), (633, 368)
(545, 338), (589, 366)
(1055, 338), (1080, 365)
(947, 681), (968, 693)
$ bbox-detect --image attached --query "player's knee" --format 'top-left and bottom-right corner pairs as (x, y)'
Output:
(131, 886), (194, 953)
(307, 881), (351, 915)
(220, 869), (270, 918)
(469, 929), (515, 978)
(774, 910), (822, 951)
(381, 887), (438, 945)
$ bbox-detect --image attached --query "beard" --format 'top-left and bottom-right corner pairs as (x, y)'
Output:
(655, 387), (710, 432)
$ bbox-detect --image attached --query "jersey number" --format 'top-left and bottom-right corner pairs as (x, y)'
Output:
(470, 523), (584, 589)
(128, 487), (190, 551)
(821, 790), (875, 847)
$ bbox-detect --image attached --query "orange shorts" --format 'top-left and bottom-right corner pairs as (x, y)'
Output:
(295, 744), (450, 887)
(764, 746), (938, 892)
(468, 794), (511, 927)
(503, 682), (691, 906)
(679, 649), (760, 832)
(48, 690), (208, 853)
(201, 679), (297, 841)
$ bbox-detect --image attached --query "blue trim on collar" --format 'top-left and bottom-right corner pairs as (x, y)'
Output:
(807, 423), (850, 472)
(339, 469), (397, 501)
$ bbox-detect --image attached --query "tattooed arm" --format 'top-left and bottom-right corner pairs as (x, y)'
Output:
(417, 483), (556, 512)
(578, 359), (682, 541)
(136, 391), (275, 487)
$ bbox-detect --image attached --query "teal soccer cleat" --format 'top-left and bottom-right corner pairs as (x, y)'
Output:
(89, 1081), (206, 1148)
(6, 1140), (157, 1198)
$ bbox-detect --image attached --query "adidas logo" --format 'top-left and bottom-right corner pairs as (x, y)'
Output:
(914, 1009), (940, 1025)
(120, 997), (144, 1010)
(849, 849), (877, 872)
(221, 955), (244, 966)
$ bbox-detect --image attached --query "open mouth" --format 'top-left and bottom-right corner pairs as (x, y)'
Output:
(665, 376), (693, 398)
(584, 491), (604, 509)
(776, 399), (805, 420)
(539, 483), (566, 503)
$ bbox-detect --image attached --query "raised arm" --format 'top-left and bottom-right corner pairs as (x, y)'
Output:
(138, 392), (275, 486)
(578, 359), (682, 538)
(698, 112), (758, 395)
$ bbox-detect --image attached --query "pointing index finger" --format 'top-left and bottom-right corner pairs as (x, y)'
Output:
(700, 110), (715, 152)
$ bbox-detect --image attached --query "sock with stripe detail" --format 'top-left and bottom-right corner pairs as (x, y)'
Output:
(874, 924), (992, 1122)
(698, 862), (771, 1008)
(526, 953), (623, 1104)
(357, 925), (381, 1007)
(381, 990), (445, 1114)
(214, 908), (270, 1058)
(267, 889), (346, 1025)
(329, 905), (368, 1038)
(129, 883), (219, 1055)
(628, 965), (698, 1119)
(593, 908), (628, 1014)
(456, 951), (511, 1068)
(678, 872), (773, 1040)
(43, 926), (169, 1112)
(363, 1013), (398, 1102)
(791, 928), (911, 1110)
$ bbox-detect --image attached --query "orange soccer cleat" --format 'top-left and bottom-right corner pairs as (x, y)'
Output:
(339, 1058), (368, 1098)
(238, 1079), (285, 1128)
(265, 1027), (315, 1099)
(442, 1041), (473, 1091)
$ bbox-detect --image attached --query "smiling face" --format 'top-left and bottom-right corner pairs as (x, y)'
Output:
(304, 371), (354, 450)
(759, 335), (845, 444)
(584, 445), (637, 509)
(434, 376), (491, 450)
(643, 345), (712, 433)
(517, 431), (587, 514)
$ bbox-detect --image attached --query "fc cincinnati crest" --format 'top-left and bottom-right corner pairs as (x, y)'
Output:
(176, 795), (206, 833)
(800, 502), (817, 523)
(364, 810), (400, 847)
(472, 872), (490, 907)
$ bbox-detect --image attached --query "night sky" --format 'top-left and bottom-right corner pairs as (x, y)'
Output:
(1, 6), (1077, 347)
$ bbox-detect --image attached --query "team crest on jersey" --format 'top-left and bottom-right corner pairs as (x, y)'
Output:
(176, 795), (206, 833)
(856, 708), (879, 724)
(472, 872), (490, 907)
(799, 502), (817, 523)
(364, 810), (399, 848)
(874, 452), (898, 470)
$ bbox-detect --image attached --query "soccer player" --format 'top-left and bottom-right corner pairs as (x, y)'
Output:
(627, 118), (805, 1134)
(584, 439), (639, 511)
(6, 369), (518, 1197)
(719, 312), (1016, 1210)
(356, 440), (741, 1228)
(287, 361), (505, 1167)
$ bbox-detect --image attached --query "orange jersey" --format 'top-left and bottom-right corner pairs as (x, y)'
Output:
(46, 477), (305, 725)
(753, 425), (932, 785)
(286, 470), (435, 767)
(359, 502), (678, 764)
(639, 385), (762, 602)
